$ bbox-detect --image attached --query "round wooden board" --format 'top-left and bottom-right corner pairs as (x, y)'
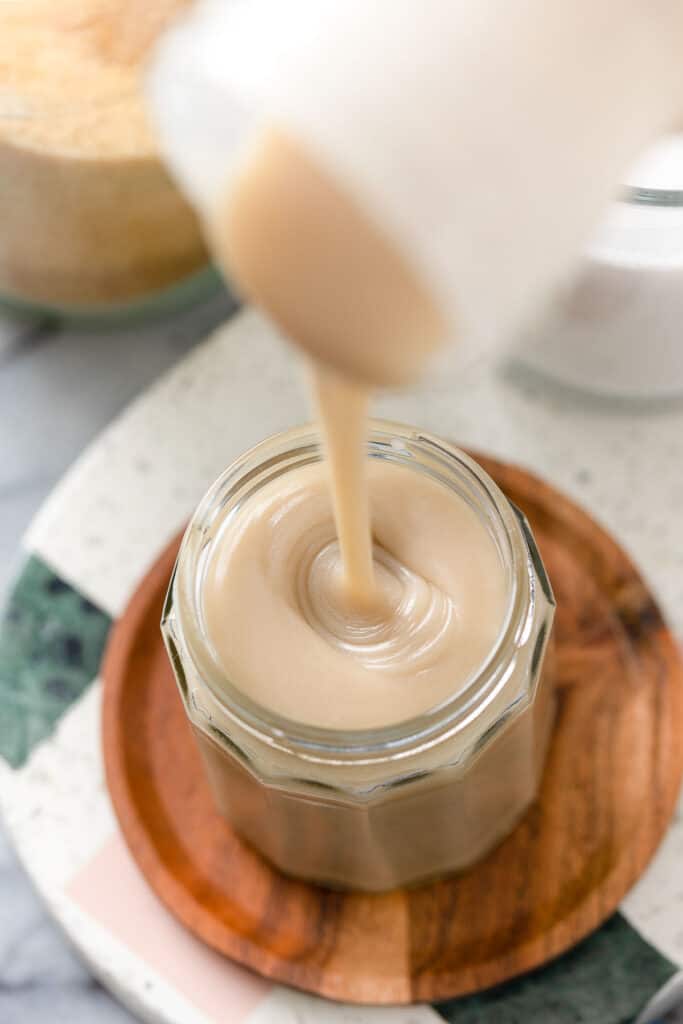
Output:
(102, 454), (683, 1005)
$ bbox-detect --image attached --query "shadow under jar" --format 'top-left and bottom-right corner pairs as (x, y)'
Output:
(162, 424), (556, 892)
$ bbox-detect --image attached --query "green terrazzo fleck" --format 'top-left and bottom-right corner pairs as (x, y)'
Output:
(0, 556), (112, 768)
(435, 913), (676, 1023)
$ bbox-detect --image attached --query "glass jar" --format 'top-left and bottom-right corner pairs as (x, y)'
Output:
(162, 423), (556, 891)
(518, 133), (683, 399)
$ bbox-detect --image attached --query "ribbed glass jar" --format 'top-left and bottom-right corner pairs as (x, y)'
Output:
(162, 423), (556, 891)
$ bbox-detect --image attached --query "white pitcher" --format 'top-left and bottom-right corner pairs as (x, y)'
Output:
(149, 0), (683, 392)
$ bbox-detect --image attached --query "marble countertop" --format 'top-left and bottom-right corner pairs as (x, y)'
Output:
(0, 290), (233, 1024)
(1, 291), (682, 1023)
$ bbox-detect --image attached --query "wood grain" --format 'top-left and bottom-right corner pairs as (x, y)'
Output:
(102, 455), (683, 1004)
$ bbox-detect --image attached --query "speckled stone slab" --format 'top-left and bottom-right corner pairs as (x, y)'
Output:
(1, 309), (682, 1024)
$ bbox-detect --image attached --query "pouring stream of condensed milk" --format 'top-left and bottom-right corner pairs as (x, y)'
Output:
(205, 124), (449, 608)
(148, 1), (683, 664)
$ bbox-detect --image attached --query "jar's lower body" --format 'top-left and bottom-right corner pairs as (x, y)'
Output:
(192, 661), (556, 891)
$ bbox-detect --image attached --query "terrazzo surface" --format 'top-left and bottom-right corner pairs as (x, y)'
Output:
(0, 292), (232, 1024)
(1, 293), (683, 1023)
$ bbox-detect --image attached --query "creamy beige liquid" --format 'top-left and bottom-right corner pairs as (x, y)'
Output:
(208, 129), (446, 388)
(203, 458), (508, 730)
(201, 127), (510, 727)
(310, 366), (376, 611)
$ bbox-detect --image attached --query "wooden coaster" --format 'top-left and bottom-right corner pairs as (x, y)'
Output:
(102, 455), (683, 1005)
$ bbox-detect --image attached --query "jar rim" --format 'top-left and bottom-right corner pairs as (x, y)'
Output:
(170, 421), (534, 760)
